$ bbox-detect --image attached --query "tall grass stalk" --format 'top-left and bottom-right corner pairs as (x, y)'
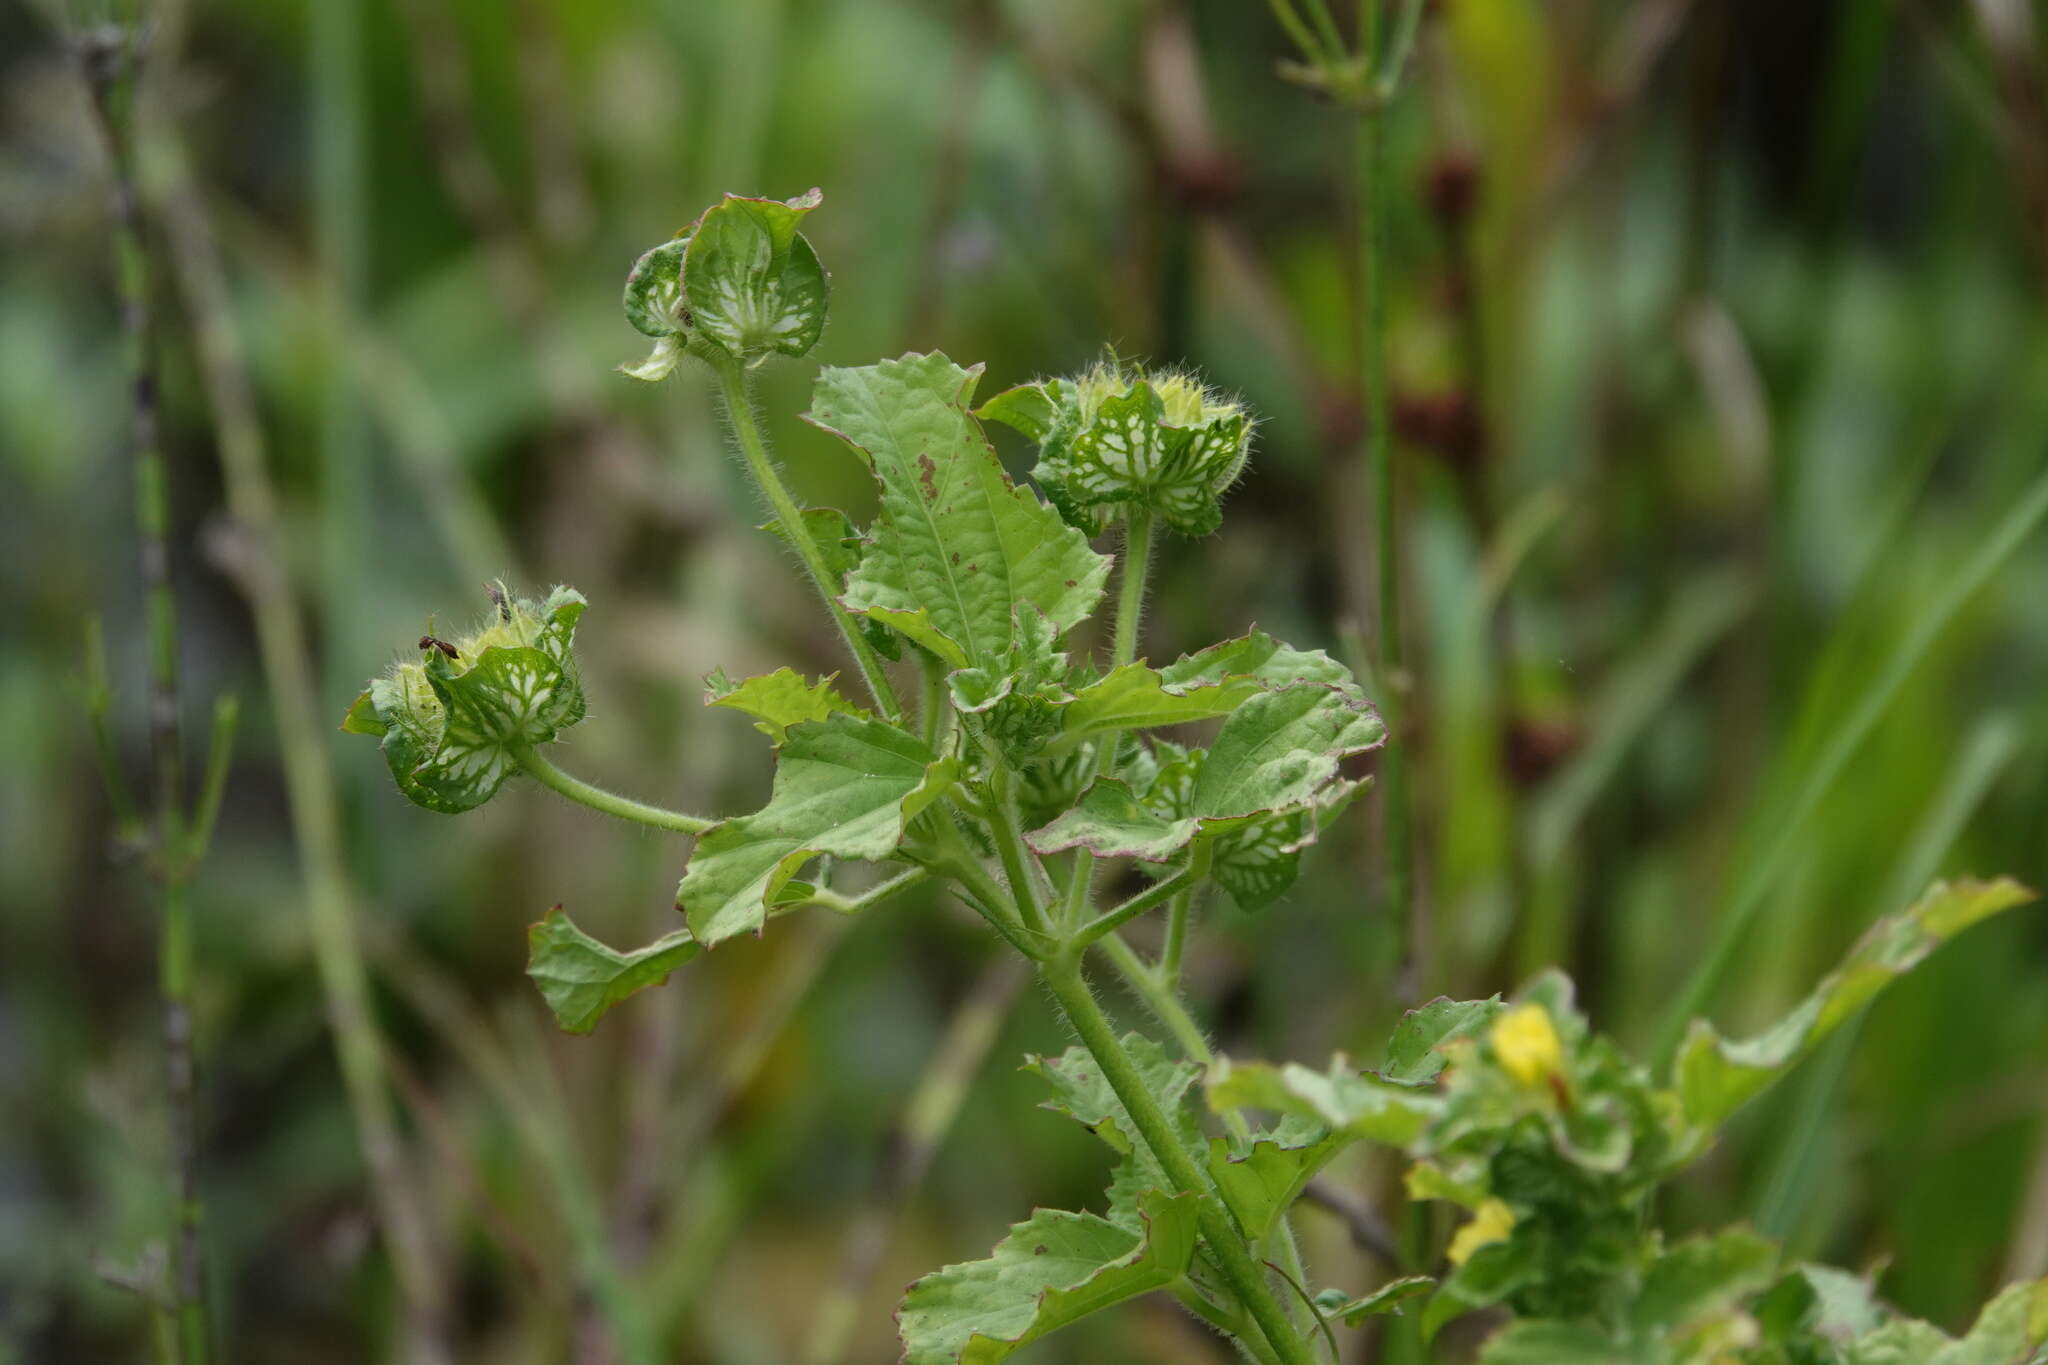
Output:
(155, 132), (452, 1358)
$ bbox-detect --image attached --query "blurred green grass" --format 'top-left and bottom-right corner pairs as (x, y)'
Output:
(4, 0), (2047, 1360)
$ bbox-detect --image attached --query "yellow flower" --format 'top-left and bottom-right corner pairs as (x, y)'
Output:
(1491, 1004), (1562, 1089)
(1447, 1198), (1515, 1267)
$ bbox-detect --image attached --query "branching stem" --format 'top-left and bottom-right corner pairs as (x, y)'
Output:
(1040, 954), (1319, 1365)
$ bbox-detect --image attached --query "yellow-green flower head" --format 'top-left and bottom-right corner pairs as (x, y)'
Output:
(344, 584), (588, 813)
(1446, 1197), (1516, 1267)
(977, 359), (1255, 536)
(1490, 1003), (1563, 1090)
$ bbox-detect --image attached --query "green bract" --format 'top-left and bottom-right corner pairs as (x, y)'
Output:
(619, 188), (829, 378)
(343, 585), (587, 813)
(979, 360), (1254, 536)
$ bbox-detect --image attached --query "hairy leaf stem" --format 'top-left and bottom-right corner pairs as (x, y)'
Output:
(1063, 509), (1160, 928)
(1039, 954), (1319, 1365)
(1071, 845), (1210, 953)
(513, 746), (715, 834)
(711, 357), (903, 722)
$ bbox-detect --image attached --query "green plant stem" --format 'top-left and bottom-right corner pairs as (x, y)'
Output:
(1160, 886), (1193, 987)
(984, 777), (1055, 939)
(928, 814), (1045, 959)
(711, 357), (903, 721)
(1358, 0), (1417, 998)
(1071, 847), (1209, 953)
(156, 130), (452, 1353)
(919, 654), (946, 748)
(80, 36), (209, 1360)
(1095, 934), (1254, 1149)
(513, 746), (714, 834)
(1063, 511), (1160, 928)
(1039, 954), (1319, 1365)
(800, 866), (931, 915)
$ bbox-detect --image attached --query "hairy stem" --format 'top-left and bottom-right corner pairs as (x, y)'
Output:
(1040, 955), (1320, 1365)
(712, 358), (903, 721)
(513, 746), (714, 834)
(1071, 846), (1209, 953)
(1063, 510), (1160, 927)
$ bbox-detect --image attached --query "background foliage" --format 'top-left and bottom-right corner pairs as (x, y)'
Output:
(5, 0), (2048, 1360)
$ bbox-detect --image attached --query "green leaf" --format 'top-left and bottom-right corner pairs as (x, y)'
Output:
(676, 713), (958, 945)
(1675, 878), (2035, 1128)
(806, 352), (1109, 669)
(1926, 1279), (2048, 1364)
(1026, 1035), (1201, 1157)
(1206, 1116), (1349, 1243)
(1630, 1228), (1778, 1338)
(1024, 778), (1198, 862)
(705, 666), (867, 743)
(1191, 684), (1383, 818)
(1477, 1321), (1634, 1364)
(975, 378), (1066, 444)
(896, 1190), (1201, 1364)
(1382, 996), (1506, 1086)
(1206, 1055), (1440, 1147)
(1049, 631), (1358, 752)
(1028, 684), (1380, 875)
(526, 907), (699, 1035)
(1322, 1276), (1435, 1325)
(681, 189), (828, 360)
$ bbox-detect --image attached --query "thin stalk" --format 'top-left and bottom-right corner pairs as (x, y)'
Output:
(1071, 847), (1209, 954)
(1160, 886), (1194, 988)
(711, 358), (902, 721)
(79, 32), (209, 1361)
(927, 814), (1047, 960)
(1358, 0), (1418, 998)
(514, 746), (714, 834)
(919, 655), (946, 749)
(157, 131), (452, 1353)
(1040, 956), (1319, 1365)
(800, 866), (931, 915)
(983, 773), (1055, 939)
(1062, 511), (1159, 927)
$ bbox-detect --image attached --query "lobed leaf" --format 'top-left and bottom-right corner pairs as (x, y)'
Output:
(1321, 1276), (1436, 1325)
(1206, 1116), (1349, 1244)
(1381, 996), (1506, 1086)
(896, 1190), (1201, 1364)
(1674, 878), (2035, 1128)
(1629, 1227), (1778, 1339)
(806, 352), (1108, 670)
(1050, 631), (1359, 752)
(704, 666), (866, 743)
(1206, 1055), (1440, 1147)
(676, 713), (958, 945)
(526, 907), (699, 1035)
